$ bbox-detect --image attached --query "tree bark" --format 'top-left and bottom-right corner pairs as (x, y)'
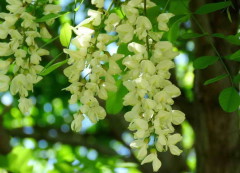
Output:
(190, 0), (240, 173)
(0, 107), (12, 155)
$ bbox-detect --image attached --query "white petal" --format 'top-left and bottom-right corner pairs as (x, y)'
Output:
(169, 145), (182, 156)
(152, 155), (162, 172)
(157, 134), (167, 145)
(168, 133), (182, 145)
(137, 145), (147, 160)
(130, 139), (144, 148)
(141, 153), (154, 165)
(171, 110), (185, 125)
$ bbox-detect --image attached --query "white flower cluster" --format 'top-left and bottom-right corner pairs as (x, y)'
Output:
(123, 41), (185, 171)
(63, 0), (185, 171)
(64, 7), (123, 131)
(106, 0), (185, 171)
(0, 0), (61, 114)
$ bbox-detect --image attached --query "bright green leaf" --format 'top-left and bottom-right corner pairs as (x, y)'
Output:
(35, 11), (69, 22)
(195, 1), (231, 14)
(7, 147), (33, 173)
(56, 145), (75, 162)
(55, 163), (73, 172)
(60, 23), (72, 47)
(110, 7), (125, 19)
(39, 59), (68, 76)
(219, 87), (240, 112)
(106, 80), (128, 114)
(193, 56), (218, 69)
(228, 50), (240, 61)
(204, 74), (228, 85)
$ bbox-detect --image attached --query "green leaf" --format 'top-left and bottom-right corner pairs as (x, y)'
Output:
(7, 147), (33, 173)
(204, 74), (228, 85)
(146, 5), (161, 25)
(40, 35), (59, 49)
(35, 11), (69, 22)
(168, 15), (189, 42)
(169, 0), (190, 15)
(227, 7), (232, 23)
(233, 74), (240, 84)
(60, 23), (72, 47)
(195, 1), (231, 14)
(117, 43), (133, 56)
(212, 33), (240, 46)
(151, 0), (168, 7)
(181, 32), (207, 39)
(0, 155), (8, 168)
(219, 87), (240, 112)
(228, 50), (240, 62)
(55, 163), (73, 172)
(106, 80), (128, 114)
(39, 59), (68, 76)
(56, 145), (75, 162)
(193, 56), (219, 69)
(110, 7), (124, 19)
(117, 43), (133, 71)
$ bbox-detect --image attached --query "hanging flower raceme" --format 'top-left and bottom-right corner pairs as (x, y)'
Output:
(63, 7), (123, 131)
(0, 0), (61, 114)
(115, 0), (185, 171)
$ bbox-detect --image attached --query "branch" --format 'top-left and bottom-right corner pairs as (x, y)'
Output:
(6, 126), (118, 156)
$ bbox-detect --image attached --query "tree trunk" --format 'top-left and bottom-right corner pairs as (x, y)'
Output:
(0, 107), (11, 155)
(190, 0), (240, 173)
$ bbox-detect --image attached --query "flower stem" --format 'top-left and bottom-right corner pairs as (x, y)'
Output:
(144, 0), (150, 58)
